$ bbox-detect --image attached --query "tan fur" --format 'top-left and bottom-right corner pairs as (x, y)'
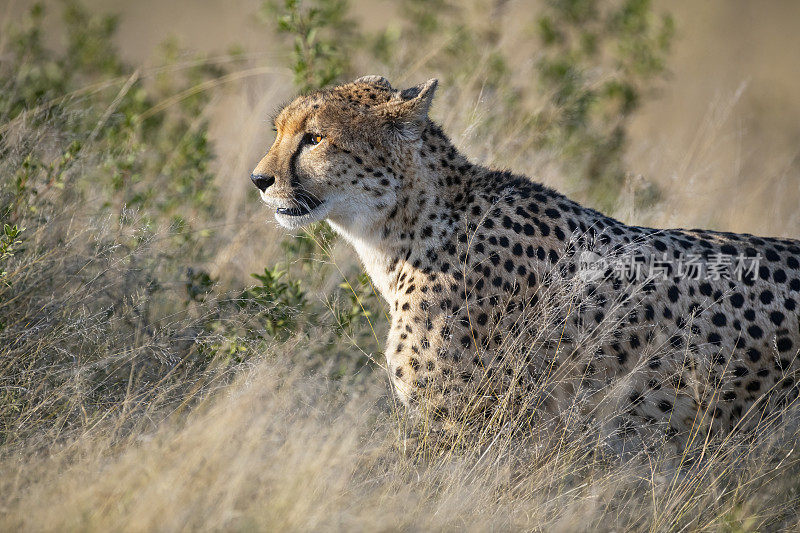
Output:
(252, 76), (800, 447)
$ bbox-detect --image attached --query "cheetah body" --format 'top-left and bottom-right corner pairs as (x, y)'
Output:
(252, 76), (800, 442)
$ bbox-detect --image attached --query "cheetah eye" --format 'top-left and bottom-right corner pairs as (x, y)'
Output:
(305, 133), (324, 146)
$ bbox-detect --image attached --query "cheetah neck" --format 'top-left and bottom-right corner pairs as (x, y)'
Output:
(326, 219), (402, 300)
(329, 123), (483, 304)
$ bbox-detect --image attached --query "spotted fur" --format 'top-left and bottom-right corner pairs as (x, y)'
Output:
(252, 76), (800, 443)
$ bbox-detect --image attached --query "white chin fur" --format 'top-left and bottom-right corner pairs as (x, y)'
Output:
(273, 202), (330, 229)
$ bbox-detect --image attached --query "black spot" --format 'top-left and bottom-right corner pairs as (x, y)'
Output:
(730, 293), (745, 308)
(711, 313), (727, 327)
(667, 285), (680, 303)
(746, 381), (761, 393)
(770, 311), (786, 326)
(669, 335), (683, 349)
(629, 333), (641, 348)
(777, 337), (793, 352)
(538, 223), (550, 237)
(747, 325), (764, 339)
(722, 391), (737, 402)
(544, 208), (561, 219)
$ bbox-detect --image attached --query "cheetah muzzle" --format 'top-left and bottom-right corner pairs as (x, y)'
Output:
(251, 75), (800, 451)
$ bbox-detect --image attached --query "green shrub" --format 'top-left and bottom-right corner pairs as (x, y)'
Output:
(239, 267), (308, 339)
(535, 0), (674, 208)
(0, 1), (267, 446)
(261, 0), (356, 93)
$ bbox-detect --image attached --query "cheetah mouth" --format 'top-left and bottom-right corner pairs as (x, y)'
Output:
(272, 193), (330, 229)
(275, 193), (324, 217)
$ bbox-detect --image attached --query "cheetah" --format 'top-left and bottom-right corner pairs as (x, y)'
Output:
(251, 75), (800, 447)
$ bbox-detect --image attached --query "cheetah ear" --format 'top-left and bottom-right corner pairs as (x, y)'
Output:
(354, 75), (393, 90)
(379, 78), (438, 141)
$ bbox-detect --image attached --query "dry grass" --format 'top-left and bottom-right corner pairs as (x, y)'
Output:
(3, 352), (800, 531)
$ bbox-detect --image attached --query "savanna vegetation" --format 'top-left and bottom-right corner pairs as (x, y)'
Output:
(1, 0), (799, 530)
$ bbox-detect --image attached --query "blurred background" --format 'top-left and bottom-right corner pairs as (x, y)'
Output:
(1, 1), (799, 530)
(6, 0), (799, 237)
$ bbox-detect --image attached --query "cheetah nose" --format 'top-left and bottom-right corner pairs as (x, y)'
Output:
(250, 173), (275, 192)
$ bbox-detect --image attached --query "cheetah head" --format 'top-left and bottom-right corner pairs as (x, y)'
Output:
(250, 75), (438, 233)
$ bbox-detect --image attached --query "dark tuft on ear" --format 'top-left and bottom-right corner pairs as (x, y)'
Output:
(400, 86), (421, 100)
